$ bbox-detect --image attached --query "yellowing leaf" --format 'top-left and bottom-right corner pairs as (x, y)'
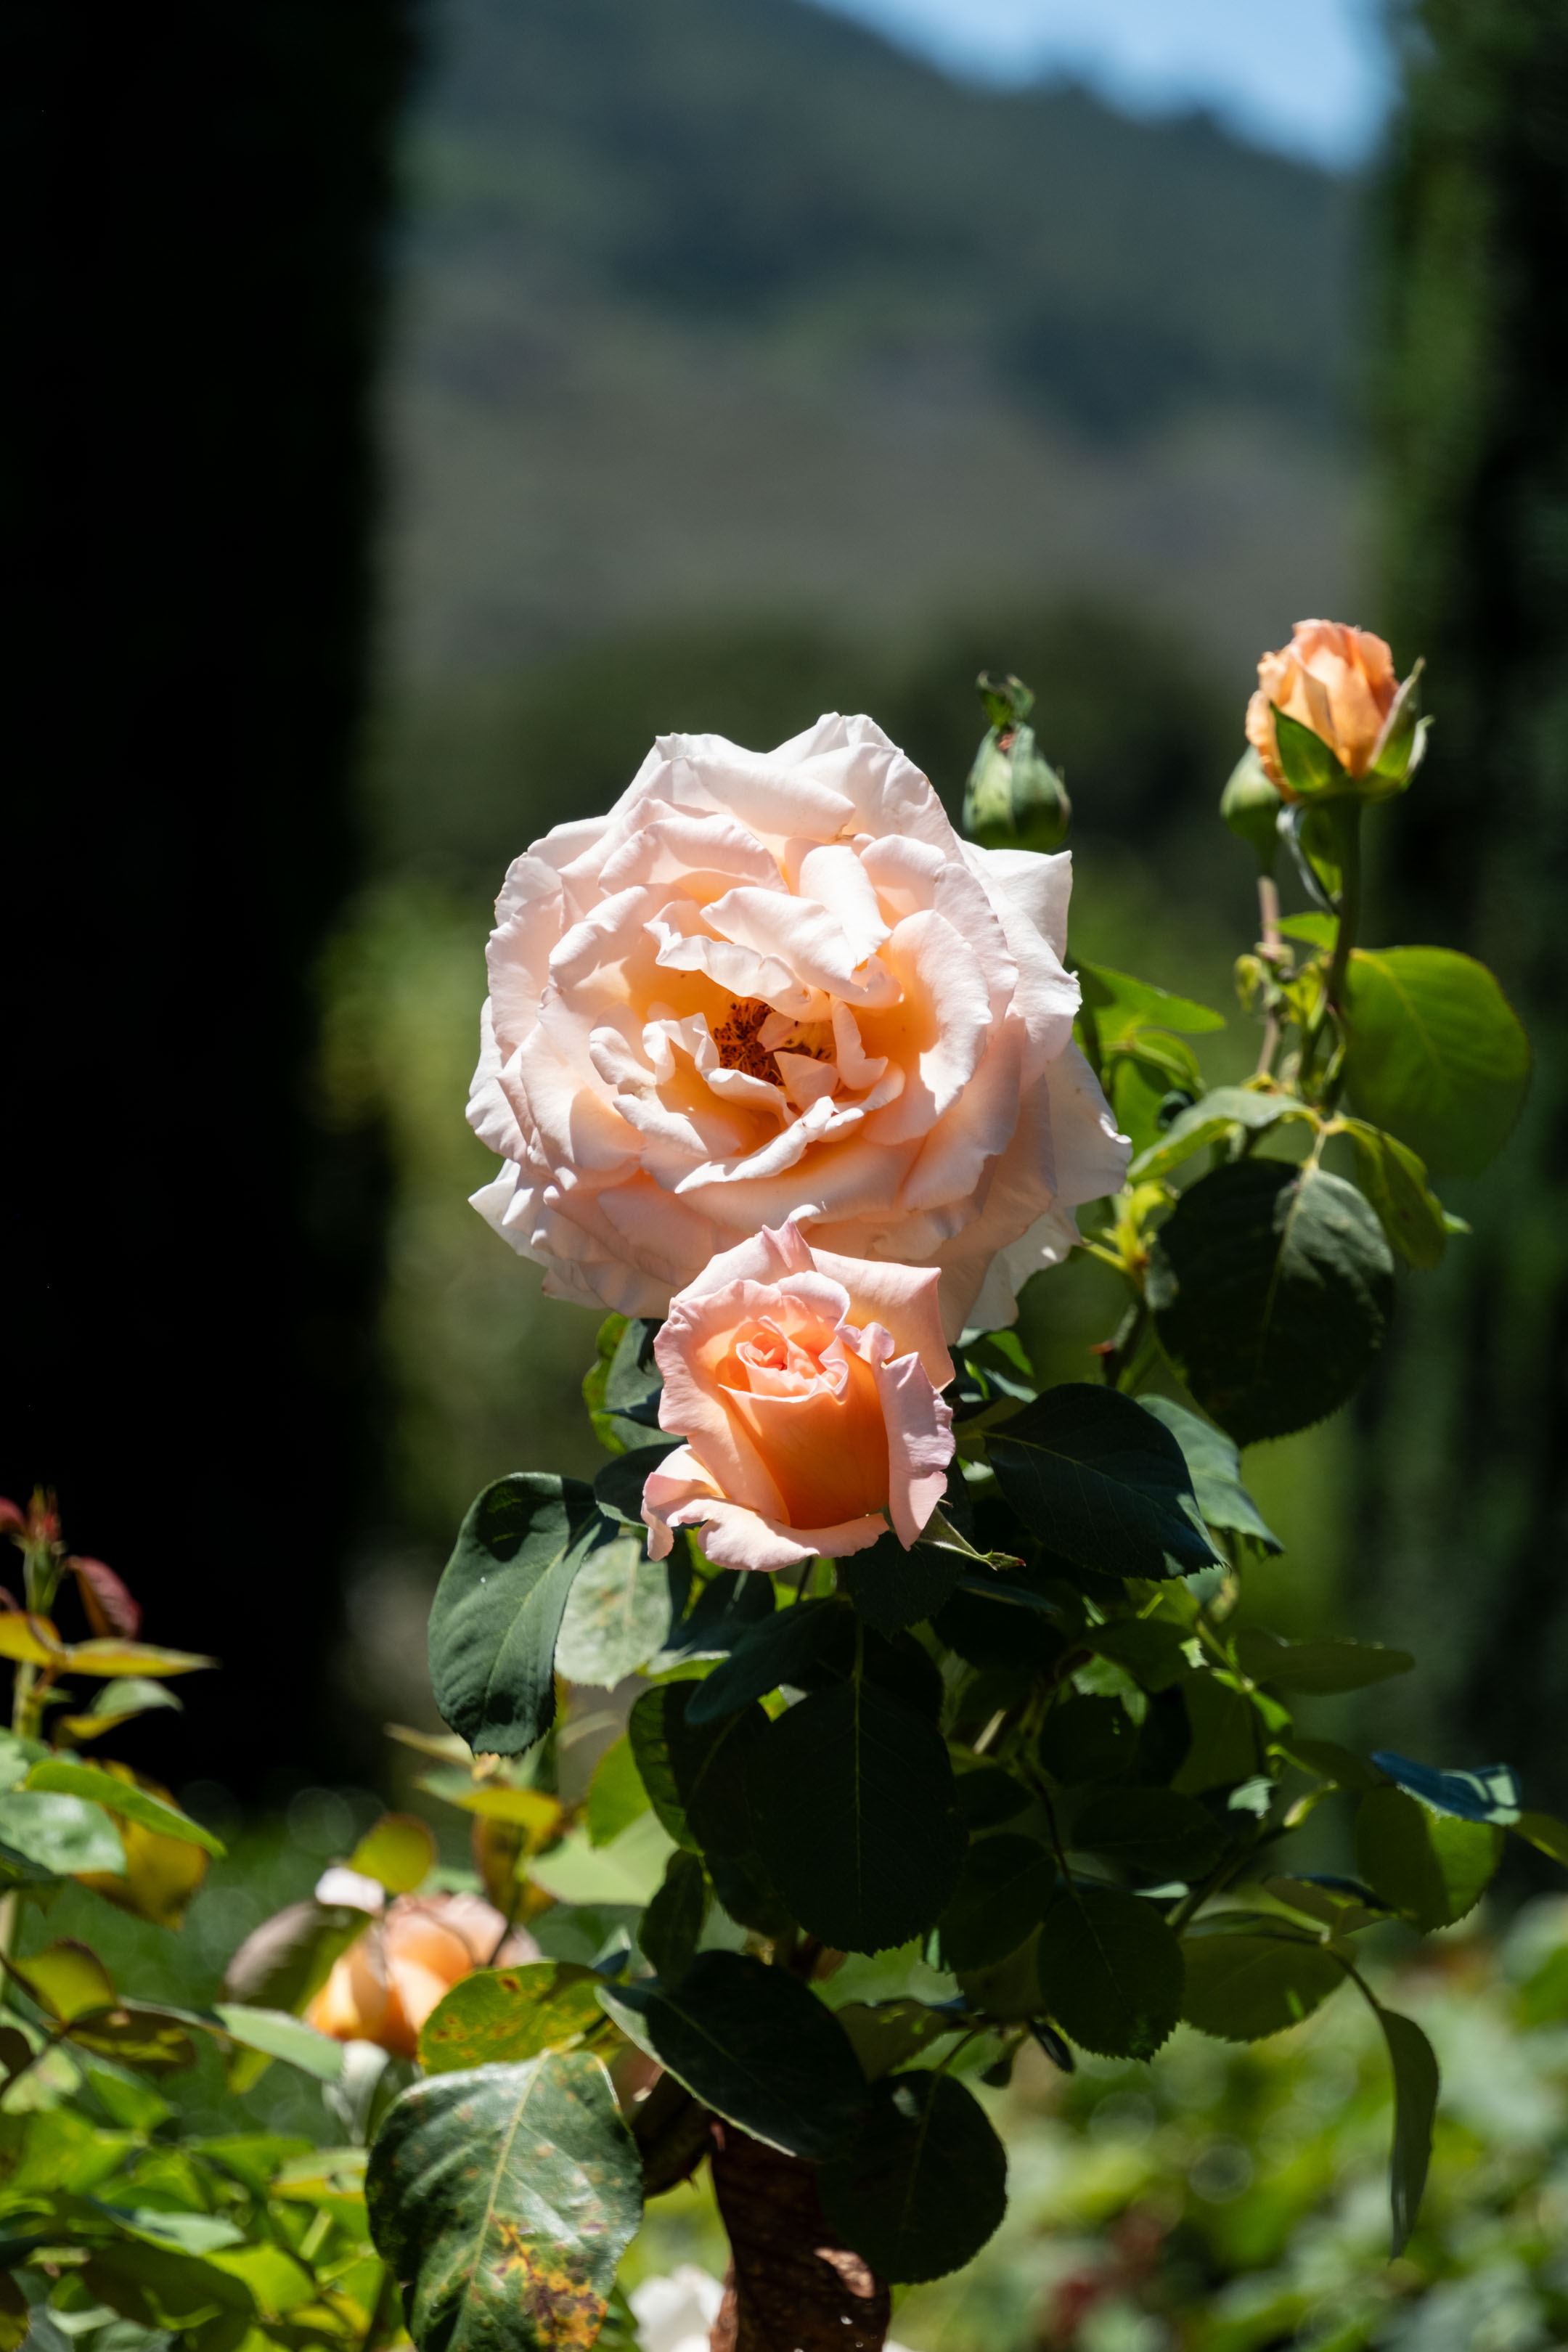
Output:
(0, 1616), (67, 1665)
(348, 1811), (436, 1895)
(13, 1937), (116, 2020)
(63, 1638), (216, 1679)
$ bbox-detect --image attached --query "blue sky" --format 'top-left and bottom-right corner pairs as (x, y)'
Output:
(809, 0), (1393, 165)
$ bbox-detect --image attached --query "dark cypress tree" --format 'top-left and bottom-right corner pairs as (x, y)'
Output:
(1356, 1), (1568, 1811)
(1, 4), (413, 1790)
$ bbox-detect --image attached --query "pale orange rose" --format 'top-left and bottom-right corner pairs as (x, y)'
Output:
(1246, 619), (1405, 794)
(306, 1892), (537, 2058)
(642, 1219), (955, 1573)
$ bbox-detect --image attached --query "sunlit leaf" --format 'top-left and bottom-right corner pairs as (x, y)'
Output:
(1180, 1927), (1345, 2041)
(1343, 946), (1530, 1177)
(27, 1760), (224, 1856)
(418, 1963), (604, 2075)
(349, 1812), (438, 1895)
(428, 1474), (602, 1755)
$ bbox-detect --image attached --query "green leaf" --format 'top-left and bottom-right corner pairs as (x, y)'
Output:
(838, 1531), (963, 1634)
(1355, 1787), (1502, 1930)
(585, 1737), (650, 1847)
(1171, 1673), (1261, 1794)
(207, 2242), (317, 2319)
(1036, 1887), (1183, 2059)
(526, 1810), (674, 1908)
(83, 2241), (255, 2335)
(831, 2000), (961, 2081)
(628, 1683), (767, 1858)
(1342, 946), (1530, 1177)
(661, 1567), (777, 1661)
(1280, 1736), (1385, 1793)
(1135, 1398), (1283, 1552)
(67, 2004), (199, 2073)
(58, 1677), (183, 1744)
(989, 1384), (1220, 1579)
(1180, 1929), (1345, 2041)
(553, 1524), (669, 1688)
(1081, 1619), (1190, 1693)
(213, 2004), (346, 2082)
(1129, 1087), (1315, 1183)
(1374, 2004), (1440, 2255)
(584, 1314), (666, 1454)
(0, 1790), (124, 1875)
(747, 1680), (965, 1954)
(639, 1851), (708, 1981)
(599, 1951), (866, 2160)
(428, 1474), (601, 1755)
(818, 2073), (1007, 2284)
(1513, 1810), (1568, 1867)
(366, 2051), (642, 2352)
(685, 1598), (844, 1724)
(936, 1835), (1055, 1970)
(347, 1812), (437, 1895)
(1077, 963), (1226, 1040)
(1148, 1161), (1395, 1445)
(1342, 1119), (1450, 1270)
(590, 1444), (679, 1531)
(1270, 704), (1349, 798)
(957, 1929), (1045, 2022)
(418, 1964), (603, 2075)
(1235, 1628), (1414, 1694)
(1279, 912), (1336, 948)
(1038, 1697), (1138, 1785)
(1070, 1789), (1227, 1883)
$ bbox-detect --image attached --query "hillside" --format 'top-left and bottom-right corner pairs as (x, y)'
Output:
(380, 0), (1364, 688)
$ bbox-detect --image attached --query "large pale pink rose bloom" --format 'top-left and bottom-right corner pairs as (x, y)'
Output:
(468, 714), (1128, 1338)
(642, 1222), (955, 1573)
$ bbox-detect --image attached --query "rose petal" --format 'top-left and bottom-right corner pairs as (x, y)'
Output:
(872, 1347), (955, 1548)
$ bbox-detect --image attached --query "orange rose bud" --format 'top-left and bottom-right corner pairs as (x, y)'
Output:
(1246, 620), (1426, 802)
(306, 1892), (536, 2059)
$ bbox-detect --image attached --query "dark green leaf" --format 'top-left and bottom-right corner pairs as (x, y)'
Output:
(1082, 1620), (1190, 1693)
(1071, 1789), (1227, 1883)
(417, 1964), (604, 2075)
(705, 1850), (793, 1943)
(1136, 1398), (1283, 1552)
(933, 1574), (1068, 1670)
(585, 1315), (666, 1454)
(1036, 1887), (1183, 2059)
(957, 1929), (1045, 2022)
(639, 1852), (708, 1982)
(1235, 1629), (1413, 1694)
(1077, 963), (1226, 1039)
(1038, 1697), (1138, 1786)
(1180, 1930), (1344, 2041)
(1355, 1787), (1502, 1930)
(685, 1601), (846, 1724)
(367, 2051), (642, 2352)
(628, 1683), (767, 1859)
(1375, 2004), (1440, 2255)
(599, 1951), (865, 2160)
(554, 1523), (669, 1689)
(83, 2242), (254, 2335)
(1172, 1673), (1262, 1794)
(747, 1681), (965, 1954)
(937, 1836), (1055, 1971)
(591, 1444), (679, 1530)
(838, 1532), (963, 1634)
(627, 1683), (767, 1859)
(1343, 947), (1530, 1177)
(1148, 1161), (1394, 1445)
(989, 1384), (1220, 1578)
(428, 1475), (602, 1755)
(664, 1569), (776, 1661)
(954, 1768), (1032, 1827)
(1129, 1087), (1315, 1183)
(1343, 1119), (1450, 1270)
(818, 2073), (1007, 2284)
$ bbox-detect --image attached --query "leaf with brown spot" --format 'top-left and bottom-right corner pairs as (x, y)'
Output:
(366, 2051), (642, 2352)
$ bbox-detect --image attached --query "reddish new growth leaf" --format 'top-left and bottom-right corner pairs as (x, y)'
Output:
(709, 2122), (889, 2352)
(0, 1500), (25, 1538)
(69, 1557), (142, 1640)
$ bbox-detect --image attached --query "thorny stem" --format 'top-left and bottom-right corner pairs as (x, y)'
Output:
(1300, 799), (1363, 1108)
(1254, 873), (1286, 1078)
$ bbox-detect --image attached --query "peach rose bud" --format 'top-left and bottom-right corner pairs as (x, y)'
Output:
(1246, 620), (1426, 802)
(641, 1220), (956, 1575)
(306, 1892), (537, 2058)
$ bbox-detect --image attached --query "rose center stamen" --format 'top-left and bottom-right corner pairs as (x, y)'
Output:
(713, 998), (783, 1085)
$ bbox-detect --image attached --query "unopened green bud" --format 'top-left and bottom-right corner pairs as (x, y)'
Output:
(961, 672), (1071, 853)
(1220, 747), (1283, 873)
